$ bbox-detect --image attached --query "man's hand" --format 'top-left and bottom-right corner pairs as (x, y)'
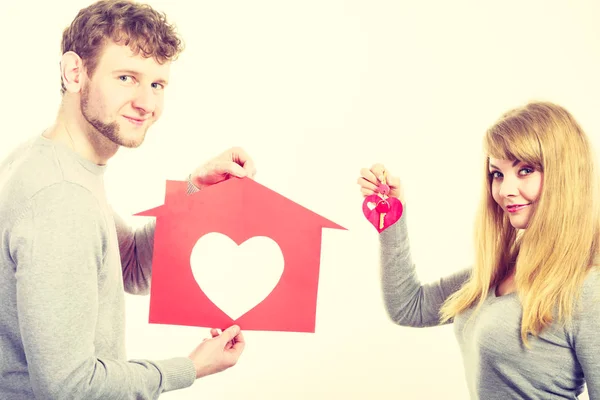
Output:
(189, 147), (257, 190)
(188, 325), (246, 379)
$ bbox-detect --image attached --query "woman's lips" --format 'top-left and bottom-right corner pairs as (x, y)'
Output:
(506, 203), (530, 213)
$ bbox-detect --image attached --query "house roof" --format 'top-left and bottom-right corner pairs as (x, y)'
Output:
(135, 177), (346, 230)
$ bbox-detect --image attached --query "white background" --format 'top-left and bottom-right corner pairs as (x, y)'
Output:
(1, 0), (599, 398)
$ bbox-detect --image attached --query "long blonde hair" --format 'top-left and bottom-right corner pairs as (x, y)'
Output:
(440, 101), (600, 345)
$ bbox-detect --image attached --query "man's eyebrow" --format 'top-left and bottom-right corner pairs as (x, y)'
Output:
(113, 69), (168, 85)
(113, 69), (140, 76)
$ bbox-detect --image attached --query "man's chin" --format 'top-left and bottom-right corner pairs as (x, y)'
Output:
(117, 138), (145, 149)
(106, 129), (148, 149)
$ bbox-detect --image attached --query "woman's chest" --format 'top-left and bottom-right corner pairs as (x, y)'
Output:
(453, 293), (581, 381)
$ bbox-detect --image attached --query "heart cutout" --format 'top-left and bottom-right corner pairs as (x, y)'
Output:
(190, 232), (284, 320)
(362, 195), (403, 233)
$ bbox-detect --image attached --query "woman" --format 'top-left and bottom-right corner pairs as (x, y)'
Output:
(358, 101), (600, 399)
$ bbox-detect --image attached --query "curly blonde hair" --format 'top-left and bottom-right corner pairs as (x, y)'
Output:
(60, 0), (184, 94)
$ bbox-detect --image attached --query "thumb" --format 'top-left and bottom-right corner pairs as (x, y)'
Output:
(220, 325), (240, 343)
(216, 161), (247, 178)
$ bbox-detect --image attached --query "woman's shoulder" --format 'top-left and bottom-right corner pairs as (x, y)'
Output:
(571, 267), (600, 323)
(562, 266), (600, 352)
(581, 266), (600, 298)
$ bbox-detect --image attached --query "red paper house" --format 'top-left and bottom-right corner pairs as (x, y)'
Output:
(135, 177), (346, 333)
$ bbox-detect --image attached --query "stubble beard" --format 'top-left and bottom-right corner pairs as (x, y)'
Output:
(80, 84), (147, 149)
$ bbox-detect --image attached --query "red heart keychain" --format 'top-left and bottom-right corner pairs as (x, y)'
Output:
(362, 170), (403, 233)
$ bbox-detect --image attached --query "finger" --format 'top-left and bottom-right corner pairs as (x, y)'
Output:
(210, 328), (220, 338)
(387, 175), (401, 190)
(214, 161), (247, 178)
(357, 176), (377, 191)
(229, 331), (245, 352)
(233, 149), (256, 178)
(360, 168), (378, 185)
(231, 147), (257, 178)
(242, 158), (257, 178)
(220, 325), (241, 344)
(229, 147), (252, 166)
(370, 163), (386, 181)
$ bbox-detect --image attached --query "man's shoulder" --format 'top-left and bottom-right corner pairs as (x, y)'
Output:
(0, 136), (67, 199)
(0, 136), (100, 221)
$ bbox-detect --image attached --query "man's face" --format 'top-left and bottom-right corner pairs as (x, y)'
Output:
(80, 41), (171, 148)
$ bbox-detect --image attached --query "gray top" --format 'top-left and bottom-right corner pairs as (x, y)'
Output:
(379, 212), (600, 399)
(0, 135), (196, 399)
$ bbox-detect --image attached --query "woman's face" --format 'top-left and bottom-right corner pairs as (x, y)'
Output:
(489, 158), (544, 229)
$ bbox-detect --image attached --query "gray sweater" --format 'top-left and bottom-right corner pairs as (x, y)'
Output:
(0, 136), (196, 399)
(380, 212), (600, 399)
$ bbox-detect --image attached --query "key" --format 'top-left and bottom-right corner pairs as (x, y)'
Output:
(376, 170), (391, 229)
(376, 200), (391, 229)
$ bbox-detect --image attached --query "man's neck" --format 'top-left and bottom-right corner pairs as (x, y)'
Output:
(44, 98), (119, 166)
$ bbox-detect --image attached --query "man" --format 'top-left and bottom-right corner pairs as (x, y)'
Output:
(0, 0), (251, 398)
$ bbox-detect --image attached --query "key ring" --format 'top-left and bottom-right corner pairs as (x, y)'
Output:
(377, 170), (390, 199)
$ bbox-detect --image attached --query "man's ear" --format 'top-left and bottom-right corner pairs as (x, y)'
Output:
(60, 51), (85, 93)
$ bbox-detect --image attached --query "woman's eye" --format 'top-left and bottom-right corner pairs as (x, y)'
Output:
(519, 167), (534, 176)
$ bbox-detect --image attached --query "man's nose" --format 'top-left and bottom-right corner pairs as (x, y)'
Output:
(132, 86), (155, 114)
